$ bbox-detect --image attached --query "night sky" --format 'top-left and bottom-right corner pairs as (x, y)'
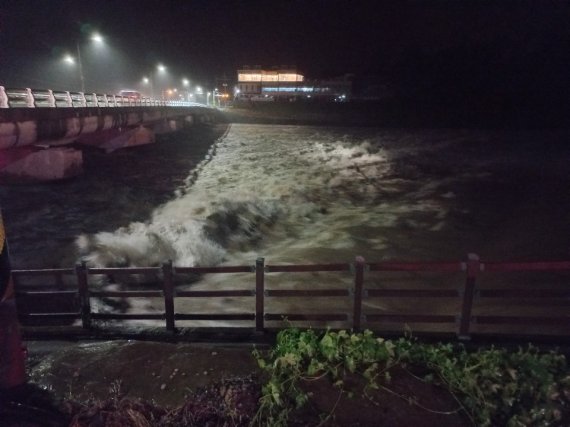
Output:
(1, 0), (569, 107)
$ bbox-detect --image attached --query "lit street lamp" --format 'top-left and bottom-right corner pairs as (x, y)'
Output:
(142, 76), (153, 98)
(63, 54), (75, 65)
(62, 32), (104, 92)
(156, 64), (167, 99)
(194, 86), (204, 104)
(76, 32), (104, 93)
(212, 88), (216, 107)
(143, 64), (166, 99)
(182, 78), (190, 101)
(91, 33), (103, 43)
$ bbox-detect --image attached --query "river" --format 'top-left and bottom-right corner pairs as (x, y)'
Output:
(2, 123), (570, 333)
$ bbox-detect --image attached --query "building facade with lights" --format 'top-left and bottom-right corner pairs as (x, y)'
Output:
(236, 66), (352, 101)
(236, 66), (304, 100)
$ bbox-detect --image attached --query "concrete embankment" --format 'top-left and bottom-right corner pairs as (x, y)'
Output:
(0, 107), (224, 183)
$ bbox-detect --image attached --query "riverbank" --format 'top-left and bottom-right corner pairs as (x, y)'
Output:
(10, 336), (468, 427)
(3, 328), (567, 426)
(223, 100), (570, 129)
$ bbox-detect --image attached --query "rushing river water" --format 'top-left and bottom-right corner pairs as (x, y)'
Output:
(2, 123), (570, 333)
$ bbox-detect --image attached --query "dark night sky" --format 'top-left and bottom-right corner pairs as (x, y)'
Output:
(1, 0), (569, 98)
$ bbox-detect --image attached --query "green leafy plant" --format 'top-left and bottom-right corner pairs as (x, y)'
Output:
(252, 328), (569, 427)
(252, 328), (398, 426)
(397, 339), (570, 426)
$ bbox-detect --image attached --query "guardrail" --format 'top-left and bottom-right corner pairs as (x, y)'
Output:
(0, 86), (204, 109)
(12, 254), (570, 339)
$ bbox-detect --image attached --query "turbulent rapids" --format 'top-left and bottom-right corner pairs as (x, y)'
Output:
(76, 125), (397, 269)
(3, 124), (570, 330)
(71, 125), (570, 271)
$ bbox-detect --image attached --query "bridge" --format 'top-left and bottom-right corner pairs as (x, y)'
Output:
(0, 86), (221, 182)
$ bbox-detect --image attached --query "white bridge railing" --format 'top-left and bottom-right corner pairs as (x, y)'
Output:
(0, 86), (205, 109)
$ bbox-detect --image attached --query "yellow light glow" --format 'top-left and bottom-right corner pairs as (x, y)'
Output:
(238, 73), (262, 82)
(239, 70), (304, 83)
(279, 74), (303, 82)
(261, 74), (278, 82)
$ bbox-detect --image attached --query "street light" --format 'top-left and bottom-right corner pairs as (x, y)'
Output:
(155, 64), (167, 99)
(142, 76), (153, 98)
(91, 33), (103, 43)
(182, 78), (191, 102)
(194, 86), (204, 104)
(75, 32), (104, 92)
(143, 64), (167, 99)
(63, 54), (75, 65)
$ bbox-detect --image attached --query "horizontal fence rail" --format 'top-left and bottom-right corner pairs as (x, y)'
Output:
(0, 86), (205, 109)
(12, 254), (570, 339)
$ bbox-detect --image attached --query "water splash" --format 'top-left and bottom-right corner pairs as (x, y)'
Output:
(76, 125), (450, 270)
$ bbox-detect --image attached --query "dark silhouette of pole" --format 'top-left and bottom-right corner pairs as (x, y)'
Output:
(76, 42), (85, 93)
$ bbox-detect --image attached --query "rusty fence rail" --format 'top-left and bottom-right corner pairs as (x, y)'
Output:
(12, 254), (570, 339)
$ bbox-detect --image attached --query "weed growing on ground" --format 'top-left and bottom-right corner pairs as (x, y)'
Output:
(252, 328), (398, 426)
(252, 328), (569, 427)
(398, 339), (570, 426)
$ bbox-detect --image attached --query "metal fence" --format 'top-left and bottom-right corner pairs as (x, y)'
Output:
(0, 86), (204, 109)
(12, 254), (570, 339)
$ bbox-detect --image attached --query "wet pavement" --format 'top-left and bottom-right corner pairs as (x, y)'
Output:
(25, 339), (263, 407)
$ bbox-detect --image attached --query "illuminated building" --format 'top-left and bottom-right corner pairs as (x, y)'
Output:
(236, 66), (352, 101)
(236, 66), (303, 100)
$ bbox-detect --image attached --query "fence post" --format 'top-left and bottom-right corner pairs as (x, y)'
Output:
(47, 90), (56, 107)
(76, 262), (91, 329)
(255, 257), (265, 332)
(0, 86), (8, 108)
(162, 260), (175, 332)
(353, 256), (365, 332)
(458, 253), (480, 340)
(25, 88), (35, 108)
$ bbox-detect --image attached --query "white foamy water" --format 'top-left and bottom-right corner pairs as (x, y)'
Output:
(74, 125), (570, 331)
(78, 125), (462, 268)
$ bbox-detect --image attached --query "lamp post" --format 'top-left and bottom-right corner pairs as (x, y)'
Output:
(143, 64), (166, 100)
(182, 78), (190, 102)
(142, 76), (153, 99)
(156, 64), (166, 100)
(76, 42), (85, 93)
(66, 32), (104, 93)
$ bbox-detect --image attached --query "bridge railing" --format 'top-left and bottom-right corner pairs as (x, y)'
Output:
(0, 86), (205, 109)
(12, 254), (570, 340)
